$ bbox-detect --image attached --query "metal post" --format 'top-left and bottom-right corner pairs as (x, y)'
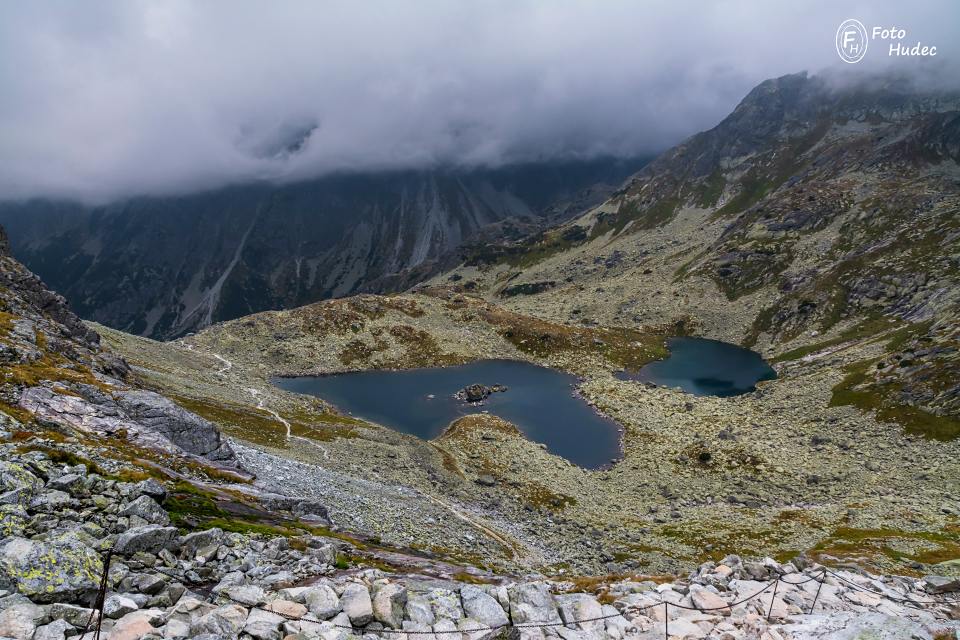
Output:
(809, 568), (826, 614)
(664, 602), (668, 640)
(94, 549), (113, 640)
(766, 578), (780, 622)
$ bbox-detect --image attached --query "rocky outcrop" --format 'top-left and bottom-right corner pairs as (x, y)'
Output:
(19, 385), (235, 463)
(456, 383), (508, 403)
(0, 159), (645, 340)
(0, 224), (238, 468)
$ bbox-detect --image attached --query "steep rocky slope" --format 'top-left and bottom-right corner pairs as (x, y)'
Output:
(0, 158), (645, 340)
(0, 226), (238, 467)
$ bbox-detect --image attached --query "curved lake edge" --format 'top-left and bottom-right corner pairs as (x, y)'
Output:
(614, 336), (777, 397)
(271, 358), (627, 470)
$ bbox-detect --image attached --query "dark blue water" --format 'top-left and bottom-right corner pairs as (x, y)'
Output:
(615, 337), (776, 396)
(273, 360), (621, 468)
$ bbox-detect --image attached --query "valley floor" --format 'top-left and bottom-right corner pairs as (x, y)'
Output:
(95, 261), (960, 580)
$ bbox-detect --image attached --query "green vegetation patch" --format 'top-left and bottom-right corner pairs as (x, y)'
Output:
(171, 395), (360, 449)
(770, 315), (901, 363)
(829, 359), (960, 440)
(479, 306), (669, 371)
(590, 195), (680, 238)
(811, 526), (960, 574)
(694, 170), (726, 208)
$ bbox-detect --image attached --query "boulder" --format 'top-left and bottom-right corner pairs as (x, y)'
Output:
(265, 599), (307, 618)
(688, 586), (730, 614)
(179, 527), (224, 559)
(460, 585), (509, 629)
(405, 593), (436, 626)
(33, 619), (74, 640)
(923, 575), (960, 594)
(305, 584), (341, 620)
(223, 584), (266, 606)
(508, 583), (561, 625)
(28, 490), (73, 513)
(45, 603), (96, 628)
(0, 600), (45, 640)
(134, 478), (168, 503)
(428, 588), (464, 621)
(243, 608), (285, 640)
(0, 536), (101, 603)
(47, 473), (84, 493)
(372, 583), (407, 628)
(104, 593), (140, 619)
(457, 617), (498, 640)
(119, 495), (170, 526)
(340, 583), (374, 626)
(115, 390), (235, 461)
(0, 461), (43, 496)
(555, 593), (603, 633)
(114, 525), (178, 556)
(190, 604), (249, 637)
(109, 611), (157, 640)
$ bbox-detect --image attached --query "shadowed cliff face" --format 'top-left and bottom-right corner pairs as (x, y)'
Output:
(0, 224), (237, 464)
(0, 159), (646, 340)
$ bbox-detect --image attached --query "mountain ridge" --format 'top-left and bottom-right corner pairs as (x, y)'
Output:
(0, 158), (647, 339)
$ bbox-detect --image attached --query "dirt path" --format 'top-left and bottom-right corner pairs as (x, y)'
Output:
(420, 493), (541, 566)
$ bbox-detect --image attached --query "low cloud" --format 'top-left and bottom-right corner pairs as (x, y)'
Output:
(0, 1), (957, 203)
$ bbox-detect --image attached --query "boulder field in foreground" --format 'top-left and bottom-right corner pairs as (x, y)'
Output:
(0, 447), (959, 640)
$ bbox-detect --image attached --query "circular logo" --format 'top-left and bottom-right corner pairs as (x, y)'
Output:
(836, 19), (868, 64)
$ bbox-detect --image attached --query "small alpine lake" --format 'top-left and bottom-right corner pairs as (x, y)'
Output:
(274, 339), (775, 469)
(615, 337), (776, 396)
(273, 359), (622, 469)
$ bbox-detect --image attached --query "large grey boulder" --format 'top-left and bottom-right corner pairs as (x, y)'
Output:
(508, 583), (561, 625)
(0, 504), (29, 537)
(340, 583), (374, 626)
(114, 525), (178, 556)
(119, 495), (170, 526)
(305, 584), (341, 620)
(243, 608), (285, 640)
(0, 536), (102, 603)
(555, 593), (603, 634)
(923, 575), (960, 594)
(405, 592), (436, 625)
(190, 604), (249, 636)
(222, 584), (266, 606)
(372, 583), (407, 628)
(460, 585), (509, 629)
(45, 603), (95, 628)
(134, 478), (168, 503)
(103, 593), (139, 619)
(428, 588), (464, 621)
(32, 618), (74, 640)
(115, 390), (235, 461)
(0, 461), (42, 491)
(180, 527), (224, 559)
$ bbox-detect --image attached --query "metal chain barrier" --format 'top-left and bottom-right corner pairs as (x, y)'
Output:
(88, 549), (959, 638)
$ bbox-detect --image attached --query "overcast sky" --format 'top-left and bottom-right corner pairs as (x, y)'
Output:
(0, 1), (957, 203)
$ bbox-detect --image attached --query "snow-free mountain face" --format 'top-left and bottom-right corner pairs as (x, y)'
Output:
(0, 158), (646, 339)
(443, 72), (960, 435)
